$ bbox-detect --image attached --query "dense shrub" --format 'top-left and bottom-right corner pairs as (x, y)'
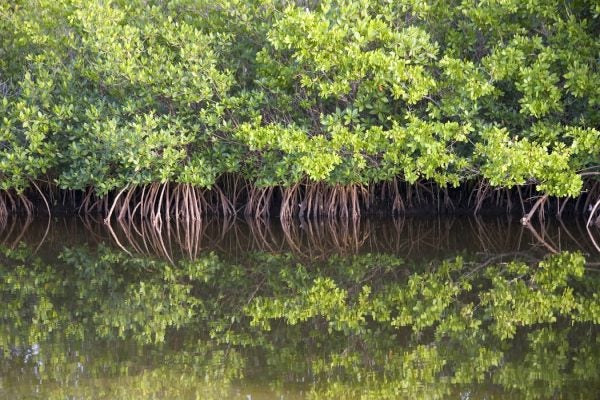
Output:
(1, 0), (599, 216)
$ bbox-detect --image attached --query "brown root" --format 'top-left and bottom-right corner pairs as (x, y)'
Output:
(587, 197), (600, 228)
(391, 178), (405, 215)
(280, 182), (302, 220)
(245, 186), (273, 219)
(520, 194), (548, 225)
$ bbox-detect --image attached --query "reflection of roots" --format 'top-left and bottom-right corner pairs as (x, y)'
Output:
(107, 217), (375, 261)
(522, 221), (559, 254)
(587, 197), (600, 228)
(523, 218), (600, 255)
(102, 215), (600, 262)
(105, 216), (237, 262)
(0, 189), (34, 221)
(0, 192), (6, 226)
(279, 218), (370, 259)
(0, 212), (581, 262)
(0, 215), (110, 252)
(586, 225), (600, 253)
(0, 215), (33, 249)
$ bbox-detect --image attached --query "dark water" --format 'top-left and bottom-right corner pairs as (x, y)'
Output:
(1, 216), (600, 399)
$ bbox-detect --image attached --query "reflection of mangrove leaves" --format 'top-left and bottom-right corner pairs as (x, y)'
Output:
(1, 244), (600, 398)
(3, 338), (246, 400)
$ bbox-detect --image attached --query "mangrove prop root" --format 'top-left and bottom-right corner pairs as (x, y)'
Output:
(521, 194), (549, 225)
(588, 198), (600, 228)
(2, 178), (598, 224)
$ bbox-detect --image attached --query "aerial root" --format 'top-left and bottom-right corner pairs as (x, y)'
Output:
(520, 194), (549, 225)
(6, 177), (599, 223)
(245, 186), (273, 219)
(0, 191), (8, 226)
(280, 182), (302, 220)
(587, 197), (600, 228)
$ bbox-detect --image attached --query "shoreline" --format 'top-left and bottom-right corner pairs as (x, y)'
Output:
(1, 179), (599, 226)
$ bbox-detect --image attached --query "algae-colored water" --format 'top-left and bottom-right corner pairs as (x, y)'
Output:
(1, 216), (599, 399)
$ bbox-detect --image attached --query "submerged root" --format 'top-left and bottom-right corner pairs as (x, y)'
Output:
(74, 212), (600, 260)
(280, 182), (302, 220)
(391, 178), (405, 215)
(1, 189), (35, 218)
(470, 180), (491, 215)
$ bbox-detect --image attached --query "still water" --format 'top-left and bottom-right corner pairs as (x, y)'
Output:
(1, 216), (600, 399)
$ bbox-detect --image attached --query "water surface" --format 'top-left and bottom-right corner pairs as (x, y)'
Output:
(1, 216), (599, 399)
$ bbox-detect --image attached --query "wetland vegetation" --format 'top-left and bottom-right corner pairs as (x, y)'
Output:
(2, 1), (600, 398)
(1, 0), (599, 221)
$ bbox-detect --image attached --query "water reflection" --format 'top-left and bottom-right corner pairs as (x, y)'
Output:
(2, 215), (599, 260)
(1, 217), (600, 399)
(105, 216), (600, 260)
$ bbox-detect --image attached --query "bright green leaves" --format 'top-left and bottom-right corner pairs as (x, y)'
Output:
(1, 0), (599, 200)
(298, 140), (342, 182)
(73, 1), (231, 108)
(236, 116), (470, 185)
(476, 126), (582, 197)
(483, 36), (564, 118)
(242, 0), (445, 185)
(58, 112), (194, 194)
(240, 0), (599, 196)
(567, 126), (600, 167)
(517, 57), (563, 118)
(382, 118), (470, 185)
(564, 62), (598, 101)
(433, 56), (495, 119)
(2, 0), (232, 195)
(236, 122), (344, 183)
(263, 0), (438, 105)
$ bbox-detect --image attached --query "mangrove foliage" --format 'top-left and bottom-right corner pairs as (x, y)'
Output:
(1, 0), (599, 220)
